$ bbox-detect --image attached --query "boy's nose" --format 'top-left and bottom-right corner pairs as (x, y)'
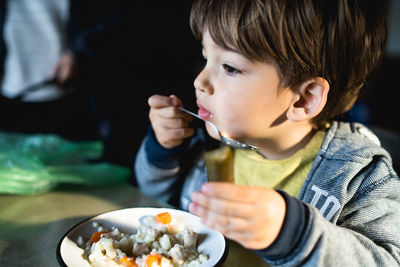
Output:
(194, 69), (214, 95)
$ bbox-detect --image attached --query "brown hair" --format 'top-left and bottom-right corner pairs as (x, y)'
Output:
(190, 0), (389, 128)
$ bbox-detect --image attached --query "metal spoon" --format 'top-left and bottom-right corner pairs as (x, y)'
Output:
(178, 106), (258, 151)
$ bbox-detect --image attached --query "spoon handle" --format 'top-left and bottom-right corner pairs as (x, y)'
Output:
(178, 107), (201, 120)
(178, 106), (218, 131)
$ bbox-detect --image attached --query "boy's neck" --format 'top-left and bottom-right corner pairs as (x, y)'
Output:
(250, 124), (316, 160)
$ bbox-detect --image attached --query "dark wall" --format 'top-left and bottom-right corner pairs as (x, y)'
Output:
(87, 1), (202, 168)
(358, 57), (400, 133)
(354, 0), (400, 134)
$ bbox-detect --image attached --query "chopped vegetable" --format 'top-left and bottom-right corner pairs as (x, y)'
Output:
(120, 256), (138, 267)
(90, 231), (107, 244)
(155, 212), (171, 225)
(145, 253), (162, 267)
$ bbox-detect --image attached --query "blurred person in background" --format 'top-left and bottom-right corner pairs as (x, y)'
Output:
(0, 0), (200, 172)
(0, 0), (136, 166)
(0, 0), (101, 140)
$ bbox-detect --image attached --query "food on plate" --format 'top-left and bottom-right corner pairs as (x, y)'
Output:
(80, 212), (209, 267)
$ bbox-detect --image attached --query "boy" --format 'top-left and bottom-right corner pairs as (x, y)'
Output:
(135, 0), (400, 265)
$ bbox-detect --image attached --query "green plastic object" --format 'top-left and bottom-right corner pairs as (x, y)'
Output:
(0, 131), (131, 194)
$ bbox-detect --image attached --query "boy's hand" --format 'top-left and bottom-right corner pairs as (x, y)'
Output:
(148, 94), (194, 149)
(189, 182), (286, 250)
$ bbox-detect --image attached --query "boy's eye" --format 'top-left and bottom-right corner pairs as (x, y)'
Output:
(222, 64), (241, 76)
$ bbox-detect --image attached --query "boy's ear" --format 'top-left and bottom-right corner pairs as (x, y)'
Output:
(286, 77), (330, 122)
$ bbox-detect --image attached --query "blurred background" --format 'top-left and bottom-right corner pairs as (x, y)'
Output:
(0, 0), (398, 178)
(0, 0), (202, 173)
(348, 0), (400, 133)
(73, 1), (203, 168)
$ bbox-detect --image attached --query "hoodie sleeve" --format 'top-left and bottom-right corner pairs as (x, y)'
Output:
(134, 126), (208, 204)
(263, 163), (400, 266)
(134, 126), (184, 203)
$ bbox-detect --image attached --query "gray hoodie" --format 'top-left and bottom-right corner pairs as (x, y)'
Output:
(134, 121), (400, 266)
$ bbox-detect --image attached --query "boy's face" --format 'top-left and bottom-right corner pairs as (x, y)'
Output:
(194, 30), (296, 145)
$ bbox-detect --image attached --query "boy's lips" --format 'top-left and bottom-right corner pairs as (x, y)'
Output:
(197, 103), (212, 120)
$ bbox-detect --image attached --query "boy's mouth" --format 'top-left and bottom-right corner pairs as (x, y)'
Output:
(197, 103), (213, 120)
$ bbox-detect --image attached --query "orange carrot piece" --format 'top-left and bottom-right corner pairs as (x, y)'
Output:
(120, 256), (138, 267)
(145, 254), (162, 267)
(155, 212), (171, 225)
(90, 231), (107, 244)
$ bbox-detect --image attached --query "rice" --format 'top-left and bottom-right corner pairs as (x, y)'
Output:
(81, 212), (209, 267)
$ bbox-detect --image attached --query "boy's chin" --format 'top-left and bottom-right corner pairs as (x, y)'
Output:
(205, 124), (221, 141)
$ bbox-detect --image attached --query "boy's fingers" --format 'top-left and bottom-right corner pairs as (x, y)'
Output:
(155, 116), (191, 128)
(148, 94), (178, 108)
(165, 127), (195, 140)
(201, 182), (267, 202)
(189, 202), (249, 232)
(156, 106), (193, 122)
(191, 191), (254, 218)
(169, 94), (182, 106)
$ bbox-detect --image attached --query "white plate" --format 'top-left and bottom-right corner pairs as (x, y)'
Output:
(57, 207), (227, 267)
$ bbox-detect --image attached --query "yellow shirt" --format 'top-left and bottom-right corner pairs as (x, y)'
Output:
(204, 130), (326, 197)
